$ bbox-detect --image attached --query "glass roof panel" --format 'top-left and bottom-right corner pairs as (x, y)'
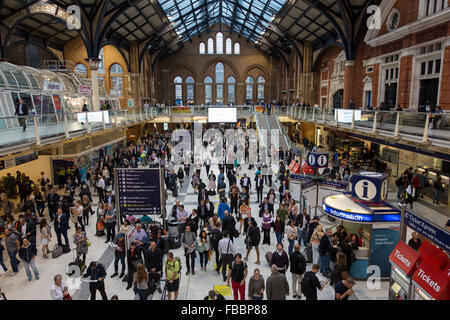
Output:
(158, 0), (286, 39)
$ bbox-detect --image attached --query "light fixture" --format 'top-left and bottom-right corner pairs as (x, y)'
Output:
(270, 16), (275, 21)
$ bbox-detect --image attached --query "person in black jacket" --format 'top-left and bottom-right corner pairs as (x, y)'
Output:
(15, 98), (28, 132)
(79, 184), (93, 202)
(18, 238), (39, 281)
(13, 215), (36, 246)
(244, 221), (260, 264)
(290, 244), (306, 299)
(144, 241), (163, 294)
(54, 208), (69, 248)
(47, 187), (60, 222)
(319, 228), (333, 277)
(302, 264), (327, 301)
(83, 261), (108, 300)
(197, 200), (209, 230)
(222, 210), (236, 243)
(126, 242), (143, 290)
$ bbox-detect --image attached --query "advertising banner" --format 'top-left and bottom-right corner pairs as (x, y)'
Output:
(370, 227), (400, 278)
(116, 168), (161, 216)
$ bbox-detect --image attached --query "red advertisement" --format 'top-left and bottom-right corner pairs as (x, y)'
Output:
(52, 95), (61, 112)
(301, 161), (314, 174)
(412, 259), (449, 300)
(389, 240), (420, 276)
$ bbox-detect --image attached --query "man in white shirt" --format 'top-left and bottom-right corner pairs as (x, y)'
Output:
(217, 231), (236, 281)
(97, 176), (106, 203)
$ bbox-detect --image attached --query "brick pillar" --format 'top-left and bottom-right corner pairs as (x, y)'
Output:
(397, 55), (413, 108)
(343, 61), (355, 108)
(439, 46), (450, 110)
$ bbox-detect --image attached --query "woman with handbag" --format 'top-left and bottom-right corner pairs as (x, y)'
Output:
(50, 274), (71, 300)
(73, 226), (88, 265)
(196, 229), (210, 271)
(309, 225), (323, 265)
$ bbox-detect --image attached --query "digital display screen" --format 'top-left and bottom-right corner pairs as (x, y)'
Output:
(208, 107), (237, 123)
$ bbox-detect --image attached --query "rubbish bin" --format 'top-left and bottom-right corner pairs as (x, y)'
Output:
(161, 236), (170, 254)
(167, 219), (178, 238)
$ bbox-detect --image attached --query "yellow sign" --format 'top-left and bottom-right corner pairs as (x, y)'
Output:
(213, 263), (230, 272)
(214, 285), (232, 296)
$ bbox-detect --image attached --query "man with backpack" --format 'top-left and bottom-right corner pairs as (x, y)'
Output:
(226, 253), (248, 300)
(164, 252), (181, 300)
(217, 231), (236, 281)
(301, 264), (328, 300)
(290, 244), (306, 299)
(180, 225), (197, 275)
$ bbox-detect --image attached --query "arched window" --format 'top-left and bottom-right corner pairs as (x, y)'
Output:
(226, 38), (232, 54)
(74, 63), (88, 75)
(215, 62), (224, 105)
(245, 76), (254, 101)
(227, 76), (236, 104)
(208, 37), (214, 54)
(204, 76), (213, 105)
(98, 48), (105, 74)
(216, 32), (223, 54)
(25, 44), (39, 68)
(110, 63), (123, 95)
(174, 76), (183, 103)
(234, 42), (240, 55)
(199, 42), (206, 54)
(257, 76), (265, 101)
(186, 76), (195, 102)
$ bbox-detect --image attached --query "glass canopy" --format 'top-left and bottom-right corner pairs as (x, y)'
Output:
(158, 0), (285, 42)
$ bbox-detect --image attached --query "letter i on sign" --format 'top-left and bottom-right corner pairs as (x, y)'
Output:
(362, 181), (369, 199)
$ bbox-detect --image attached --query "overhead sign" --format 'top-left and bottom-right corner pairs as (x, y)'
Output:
(351, 171), (388, 202)
(307, 152), (328, 168)
(322, 202), (401, 223)
(43, 79), (63, 91)
(78, 85), (91, 94)
(15, 152), (38, 165)
(404, 210), (450, 252)
(77, 111), (110, 123)
(389, 240), (421, 276)
(116, 168), (161, 216)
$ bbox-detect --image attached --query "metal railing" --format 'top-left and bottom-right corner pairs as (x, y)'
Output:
(283, 106), (450, 147)
(0, 108), (158, 151)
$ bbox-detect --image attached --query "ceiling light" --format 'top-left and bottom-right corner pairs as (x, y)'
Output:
(270, 16), (275, 21)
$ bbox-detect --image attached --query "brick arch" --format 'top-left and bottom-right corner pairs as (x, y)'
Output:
(241, 64), (268, 82)
(199, 57), (239, 82)
(169, 63), (198, 82)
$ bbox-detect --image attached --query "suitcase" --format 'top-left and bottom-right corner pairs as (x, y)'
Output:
(169, 237), (180, 249)
(52, 244), (63, 259)
(304, 247), (313, 263)
(67, 249), (86, 276)
(265, 252), (273, 266)
(96, 221), (105, 236)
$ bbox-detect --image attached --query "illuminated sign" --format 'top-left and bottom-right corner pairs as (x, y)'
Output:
(322, 203), (401, 223)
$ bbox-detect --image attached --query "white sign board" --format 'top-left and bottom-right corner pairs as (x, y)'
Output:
(77, 111), (110, 123)
(335, 109), (362, 123)
(290, 180), (301, 202)
(208, 107), (237, 123)
(43, 80), (63, 91)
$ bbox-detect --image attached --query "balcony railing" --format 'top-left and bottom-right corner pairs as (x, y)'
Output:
(0, 108), (158, 153)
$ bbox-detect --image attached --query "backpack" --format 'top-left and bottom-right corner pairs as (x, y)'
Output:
(301, 272), (313, 295)
(209, 229), (222, 247)
(174, 257), (182, 272)
(297, 253), (306, 275)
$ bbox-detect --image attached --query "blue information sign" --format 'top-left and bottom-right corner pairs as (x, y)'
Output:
(307, 152), (328, 168)
(404, 210), (450, 252)
(116, 168), (161, 216)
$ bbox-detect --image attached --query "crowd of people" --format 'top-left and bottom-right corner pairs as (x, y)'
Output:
(0, 127), (363, 301)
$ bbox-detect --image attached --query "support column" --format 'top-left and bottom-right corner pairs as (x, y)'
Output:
(85, 58), (101, 111)
(439, 46), (450, 110)
(343, 60), (355, 109)
(302, 41), (314, 105)
(129, 41), (141, 109)
(398, 55), (413, 108)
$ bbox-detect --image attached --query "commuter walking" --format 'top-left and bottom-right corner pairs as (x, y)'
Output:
(266, 264), (289, 300)
(227, 253), (248, 300)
